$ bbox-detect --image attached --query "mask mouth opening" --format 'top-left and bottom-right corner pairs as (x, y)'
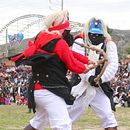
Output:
(88, 32), (105, 45)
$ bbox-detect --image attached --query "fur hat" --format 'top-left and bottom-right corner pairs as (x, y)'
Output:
(44, 10), (70, 32)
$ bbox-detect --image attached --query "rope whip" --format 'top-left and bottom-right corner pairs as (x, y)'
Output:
(74, 41), (108, 84)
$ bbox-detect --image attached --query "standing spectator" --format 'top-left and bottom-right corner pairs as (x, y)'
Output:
(127, 90), (130, 107)
(0, 93), (5, 105)
(127, 62), (130, 74)
(27, 88), (33, 113)
(15, 92), (21, 105)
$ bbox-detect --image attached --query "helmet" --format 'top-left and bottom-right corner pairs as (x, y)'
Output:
(88, 18), (103, 34)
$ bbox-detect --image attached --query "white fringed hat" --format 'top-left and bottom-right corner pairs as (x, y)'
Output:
(44, 10), (70, 32)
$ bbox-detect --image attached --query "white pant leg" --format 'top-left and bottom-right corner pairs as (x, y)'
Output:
(30, 99), (48, 130)
(90, 88), (118, 128)
(68, 85), (96, 123)
(67, 95), (85, 123)
(31, 89), (72, 130)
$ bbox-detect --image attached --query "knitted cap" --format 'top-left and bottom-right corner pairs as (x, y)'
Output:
(88, 18), (103, 34)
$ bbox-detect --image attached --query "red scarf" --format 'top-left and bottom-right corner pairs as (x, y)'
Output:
(48, 21), (70, 31)
(11, 32), (61, 62)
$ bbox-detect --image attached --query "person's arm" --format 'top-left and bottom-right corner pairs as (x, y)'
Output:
(71, 50), (89, 64)
(53, 39), (89, 74)
(86, 41), (119, 87)
(101, 41), (119, 83)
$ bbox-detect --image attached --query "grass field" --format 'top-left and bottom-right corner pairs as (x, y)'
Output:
(0, 104), (130, 130)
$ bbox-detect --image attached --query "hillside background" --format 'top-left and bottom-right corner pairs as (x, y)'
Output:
(0, 28), (130, 59)
(111, 29), (130, 58)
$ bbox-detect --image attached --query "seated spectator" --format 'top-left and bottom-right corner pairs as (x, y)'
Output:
(4, 94), (11, 105)
(113, 92), (120, 106)
(121, 92), (128, 107)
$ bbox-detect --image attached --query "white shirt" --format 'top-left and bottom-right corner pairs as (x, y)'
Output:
(72, 38), (119, 83)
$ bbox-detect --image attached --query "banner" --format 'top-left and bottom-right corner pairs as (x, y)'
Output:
(49, 0), (63, 10)
(8, 33), (24, 47)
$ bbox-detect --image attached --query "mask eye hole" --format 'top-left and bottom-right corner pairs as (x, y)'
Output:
(89, 33), (94, 36)
(89, 33), (99, 37)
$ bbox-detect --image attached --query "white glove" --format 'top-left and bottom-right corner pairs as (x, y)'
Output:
(71, 81), (87, 99)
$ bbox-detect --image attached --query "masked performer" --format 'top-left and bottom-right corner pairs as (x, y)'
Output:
(11, 11), (96, 130)
(69, 17), (119, 130)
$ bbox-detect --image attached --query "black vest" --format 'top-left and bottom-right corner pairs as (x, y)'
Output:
(95, 42), (116, 111)
(29, 38), (75, 105)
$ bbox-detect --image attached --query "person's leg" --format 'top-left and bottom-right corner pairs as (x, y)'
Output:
(24, 124), (37, 130)
(29, 108), (49, 130)
(24, 90), (49, 130)
(105, 127), (117, 130)
(24, 110), (48, 130)
(67, 95), (85, 123)
(35, 89), (72, 130)
(25, 88), (94, 130)
(90, 88), (118, 129)
(28, 108), (31, 113)
(69, 85), (96, 123)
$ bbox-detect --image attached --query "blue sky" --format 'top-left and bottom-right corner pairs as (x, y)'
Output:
(0, 0), (130, 30)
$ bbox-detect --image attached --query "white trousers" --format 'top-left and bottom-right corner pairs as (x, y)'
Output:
(30, 88), (117, 129)
(90, 88), (118, 128)
(68, 88), (118, 128)
(30, 89), (72, 130)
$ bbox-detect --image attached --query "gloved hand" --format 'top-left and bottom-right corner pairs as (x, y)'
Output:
(88, 75), (102, 87)
(69, 73), (81, 87)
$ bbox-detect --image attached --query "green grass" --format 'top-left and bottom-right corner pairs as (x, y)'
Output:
(0, 104), (130, 130)
(73, 107), (130, 130)
(0, 104), (33, 130)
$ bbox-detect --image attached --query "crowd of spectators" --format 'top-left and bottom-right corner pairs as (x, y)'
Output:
(0, 60), (130, 108)
(0, 63), (32, 106)
(111, 61), (130, 107)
